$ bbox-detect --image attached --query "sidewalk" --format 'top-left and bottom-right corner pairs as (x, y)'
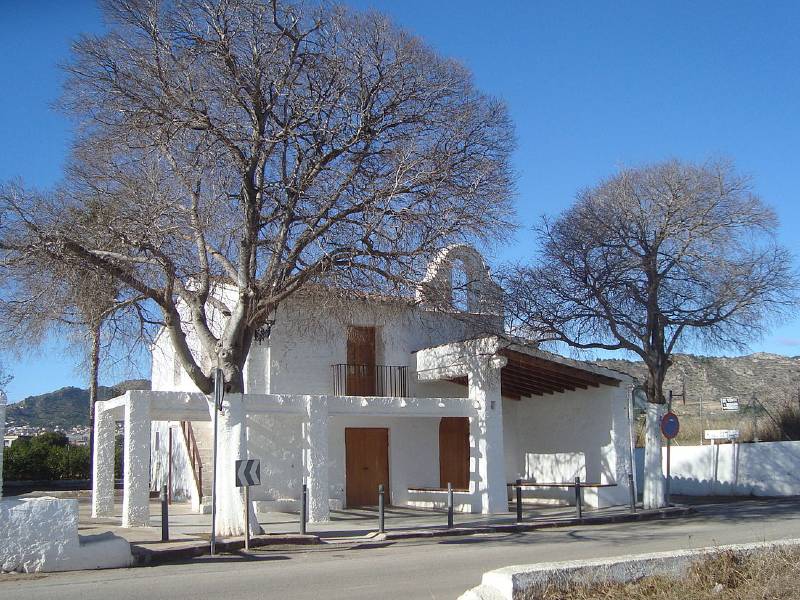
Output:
(73, 498), (692, 564)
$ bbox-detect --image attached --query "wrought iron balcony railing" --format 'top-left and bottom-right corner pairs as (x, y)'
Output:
(331, 363), (409, 397)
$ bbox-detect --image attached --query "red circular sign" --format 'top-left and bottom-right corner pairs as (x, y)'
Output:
(661, 411), (680, 439)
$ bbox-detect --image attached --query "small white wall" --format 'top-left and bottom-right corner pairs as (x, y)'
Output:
(503, 385), (631, 508)
(1, 497), (132, 573)
(645, 441), (800, 496)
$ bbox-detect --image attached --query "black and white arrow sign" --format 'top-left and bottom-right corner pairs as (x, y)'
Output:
(235, 459), (261, 487)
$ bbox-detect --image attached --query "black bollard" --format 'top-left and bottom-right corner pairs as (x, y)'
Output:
(378, 484), (385, 534)
(160, 484), (169, 542)
(516, 479), (523, 522)
(300, 483), (307, 535)
(574, 477), (582, 520)
(447, 483), (454, 529)
(628, 472), (636, 513)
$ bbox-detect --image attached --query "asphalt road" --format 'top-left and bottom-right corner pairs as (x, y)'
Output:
(4, 498), (800, 600)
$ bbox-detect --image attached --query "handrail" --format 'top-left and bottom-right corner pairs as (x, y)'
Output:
(180, 421), (204, 503)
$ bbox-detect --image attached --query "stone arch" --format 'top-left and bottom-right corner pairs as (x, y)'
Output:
(415, 244), (502, 314)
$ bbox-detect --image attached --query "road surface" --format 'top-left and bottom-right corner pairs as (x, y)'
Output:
(3, 499), (800, 600)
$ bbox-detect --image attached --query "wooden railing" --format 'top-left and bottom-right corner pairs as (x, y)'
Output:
(331, 364), (409, 397)
(180, 421), (204, 503)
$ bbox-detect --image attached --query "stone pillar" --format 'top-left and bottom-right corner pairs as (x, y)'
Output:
(468, 356), (508, 514)
(122, 394), (152, 527)
(303, 396), (330, 523)
(0, 390), (6, 499)
(92, 405), (116, 518)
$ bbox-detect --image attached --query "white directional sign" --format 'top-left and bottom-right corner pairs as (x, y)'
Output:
(704, 429), (740, 441)
(720, 397), (740, 411)
(235, 459), (261, 487)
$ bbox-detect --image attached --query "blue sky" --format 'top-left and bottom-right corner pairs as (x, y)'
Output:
(1, 1), (799, 402)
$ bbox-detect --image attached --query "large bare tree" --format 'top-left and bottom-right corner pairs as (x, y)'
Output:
(0, 0), (514, 533)
(506, 159), (796, 508)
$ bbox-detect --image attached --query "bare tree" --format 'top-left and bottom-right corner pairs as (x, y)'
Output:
(505, 159), (796, 508)
(0, 0), (514, 534)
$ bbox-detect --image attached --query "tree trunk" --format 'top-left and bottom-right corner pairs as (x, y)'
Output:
(88, 323), (101, 484)
(642, 360), (667, 509)
(642, 402), (666, 509)
(208, 392), (263, 537)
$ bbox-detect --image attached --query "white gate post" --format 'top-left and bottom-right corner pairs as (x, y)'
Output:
(303, 396), (330, 523)
(92, 403), (116, 517)
(122, 393), (152, 527)
(0, 390), (6, 499)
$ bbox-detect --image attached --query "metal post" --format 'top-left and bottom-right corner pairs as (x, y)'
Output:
(210, 368), (223, 556)
(447, 483), (454, 529)
(244, 485), (250, 551)
(666, 391), (672, 506)
(300, 483), (307, 535)
(378, 484), (385, 533)
(515, 479), (522, 522)
(628, 472), (636, 513)
(167, 427), (173, 504)
(574, 477), (582, 520)
(160, 484), (169, 542)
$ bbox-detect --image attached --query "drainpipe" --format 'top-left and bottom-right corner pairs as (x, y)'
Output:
(627, 385), (640, 506)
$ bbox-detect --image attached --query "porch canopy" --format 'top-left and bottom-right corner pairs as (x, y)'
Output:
(415, 335), (625, 399)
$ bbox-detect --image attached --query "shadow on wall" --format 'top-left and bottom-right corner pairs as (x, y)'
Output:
(634, 441), (800, 497)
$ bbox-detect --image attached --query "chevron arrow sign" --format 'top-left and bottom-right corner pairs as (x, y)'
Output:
(235, 459), (261, 487)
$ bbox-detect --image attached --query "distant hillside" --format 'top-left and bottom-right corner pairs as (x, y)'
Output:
(596, 353), (800, 415)
(5, 379), (151, 429)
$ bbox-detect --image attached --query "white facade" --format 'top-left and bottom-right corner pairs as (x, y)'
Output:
(93, 247), (634, 530)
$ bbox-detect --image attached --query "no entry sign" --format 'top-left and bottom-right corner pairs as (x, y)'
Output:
(235, 459), (261, 487)
(660, 411), (680, 439)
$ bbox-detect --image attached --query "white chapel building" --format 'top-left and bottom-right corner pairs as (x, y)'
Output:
(91, 245), (634, 527)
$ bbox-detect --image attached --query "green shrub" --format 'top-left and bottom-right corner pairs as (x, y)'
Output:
(3, 432), (90, 480)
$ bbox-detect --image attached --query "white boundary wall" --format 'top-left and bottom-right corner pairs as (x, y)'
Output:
(635, 441), (800, 496)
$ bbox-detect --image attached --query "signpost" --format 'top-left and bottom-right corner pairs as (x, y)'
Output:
(235, 459), (261, 550)
(661, 401), (680, 506)
(210, 368), (224, 556)
(720, 397), (740, 412)
(704, 429), (739, 442)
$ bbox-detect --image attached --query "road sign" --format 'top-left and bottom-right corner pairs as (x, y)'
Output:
(705, 429), (739, 441)
(660, 411), (680, 439)
(720, 397), (740, 411)
(235, 459), (261, 487)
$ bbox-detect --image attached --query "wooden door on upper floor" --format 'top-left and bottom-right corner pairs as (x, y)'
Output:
(346, 326), (376, 396)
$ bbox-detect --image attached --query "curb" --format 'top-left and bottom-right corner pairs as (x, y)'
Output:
(131, 533), (320, 565)
(377, 505), (694, 541)
(459, 537), (800, 600)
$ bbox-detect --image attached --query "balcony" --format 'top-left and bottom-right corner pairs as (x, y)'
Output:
(331, 364), (409, 397)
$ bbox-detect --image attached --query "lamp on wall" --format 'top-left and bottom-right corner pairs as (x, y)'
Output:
(254, 320), (275, 344)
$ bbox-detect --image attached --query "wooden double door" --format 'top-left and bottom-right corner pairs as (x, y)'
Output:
(345, 427), (390, 507)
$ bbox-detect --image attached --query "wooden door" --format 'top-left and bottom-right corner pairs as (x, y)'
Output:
(439, 417), (470, 490)
(346, 326), (376, 396)
(345, 427), (390, 506)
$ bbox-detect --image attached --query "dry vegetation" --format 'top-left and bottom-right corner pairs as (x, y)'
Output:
(537, 548), (800, 600)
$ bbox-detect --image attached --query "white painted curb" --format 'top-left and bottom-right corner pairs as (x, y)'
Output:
(459, 538), (800, 600)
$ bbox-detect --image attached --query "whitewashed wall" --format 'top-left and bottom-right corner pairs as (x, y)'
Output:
(636, 441), (800, 497)
(503, 385), (631, 508)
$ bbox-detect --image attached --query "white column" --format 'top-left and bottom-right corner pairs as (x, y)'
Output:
(468, 356), (508, 514)
(122, 394), (152, 527)
(92, 405), (116, 517)
(0, 390), (6, 499)
(643, 402), (666, 509)
(303, 395), (330, 523)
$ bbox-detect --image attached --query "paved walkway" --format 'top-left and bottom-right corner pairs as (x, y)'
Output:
(74, 497), (675, 553)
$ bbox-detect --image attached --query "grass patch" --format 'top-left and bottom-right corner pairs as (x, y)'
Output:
(536, 547), (800, 600)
